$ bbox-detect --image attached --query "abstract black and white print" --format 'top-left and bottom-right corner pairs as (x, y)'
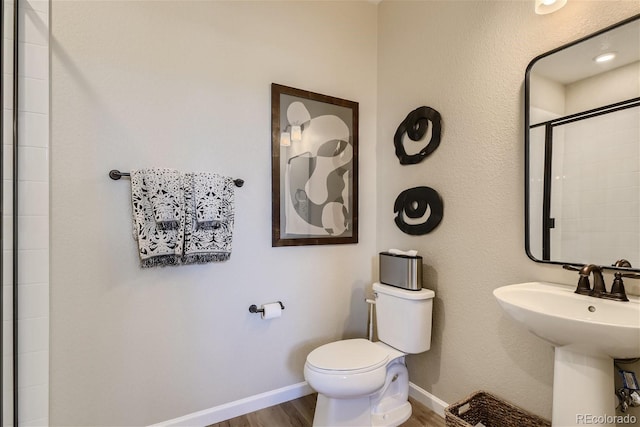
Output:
(280, 97), (354, 239)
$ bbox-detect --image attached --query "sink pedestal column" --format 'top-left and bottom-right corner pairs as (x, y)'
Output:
(553, 347), (615, 427)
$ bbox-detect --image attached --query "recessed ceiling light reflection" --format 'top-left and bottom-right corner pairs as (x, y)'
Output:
(594, 52), (617, 63)
(535, 0), (567, 15)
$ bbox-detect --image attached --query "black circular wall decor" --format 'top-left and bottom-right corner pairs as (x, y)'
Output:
(394, 186), (443, 235)
(394, 106), (442, 165)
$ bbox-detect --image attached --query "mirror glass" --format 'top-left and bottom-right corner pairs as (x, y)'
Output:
(526, 15), (640, 270)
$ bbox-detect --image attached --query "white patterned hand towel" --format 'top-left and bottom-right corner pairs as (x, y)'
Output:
(144, 168), (182, 230)
(192, 172), (226, 229)
(131, 169), (185, 268)
(182, 172), (235, 263)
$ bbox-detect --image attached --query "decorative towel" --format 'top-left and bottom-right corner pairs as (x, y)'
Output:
(192, 172), (226, 229)
(144, 168), (182, 230)
(182, 172), (235, 263)
(130, 169), (186, 268)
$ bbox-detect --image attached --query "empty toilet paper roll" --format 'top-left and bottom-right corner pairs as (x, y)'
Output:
(261, 302), (282, 320)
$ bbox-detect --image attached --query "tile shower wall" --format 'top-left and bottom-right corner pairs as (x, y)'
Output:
(558, 108), (639, 264)
(2, 0), (49, 424)
(561, 62), (640, 265)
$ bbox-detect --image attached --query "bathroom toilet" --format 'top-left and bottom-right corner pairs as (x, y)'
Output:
(304, 282), (435, 427)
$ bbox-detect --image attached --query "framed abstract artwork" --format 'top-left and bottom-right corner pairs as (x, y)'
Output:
(271, 83), (358, 247)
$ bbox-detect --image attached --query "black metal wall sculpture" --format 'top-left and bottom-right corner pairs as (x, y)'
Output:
(394, 106), (442, 165)
(393, 186), (443, 235)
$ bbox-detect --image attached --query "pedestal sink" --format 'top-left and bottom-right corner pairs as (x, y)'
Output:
(494, 282), (640, 427)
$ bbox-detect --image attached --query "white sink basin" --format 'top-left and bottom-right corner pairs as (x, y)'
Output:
(493, 281), (640, 358)
(494, 281), (640, 427)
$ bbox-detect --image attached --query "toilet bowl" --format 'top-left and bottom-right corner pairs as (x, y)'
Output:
(304, 339), (390, 398)
(304, 339), (410, 427)
(304, 283), (435, 427)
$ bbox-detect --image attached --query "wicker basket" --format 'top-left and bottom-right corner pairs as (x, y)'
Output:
(445, 390), (551, 427)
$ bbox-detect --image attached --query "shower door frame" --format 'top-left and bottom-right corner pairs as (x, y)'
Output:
(0, 0), (20, 424)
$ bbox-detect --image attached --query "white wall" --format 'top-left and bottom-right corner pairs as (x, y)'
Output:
(50, 1), (377, 425)
(530, 73), (566, 118)
(377, 0), (640, 421)
(2, 0), (49, 424)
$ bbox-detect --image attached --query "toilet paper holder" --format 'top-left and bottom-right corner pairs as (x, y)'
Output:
(249, 301), (285, 314)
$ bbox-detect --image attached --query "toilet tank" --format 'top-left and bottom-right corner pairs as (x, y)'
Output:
(373, 282), (434, 354)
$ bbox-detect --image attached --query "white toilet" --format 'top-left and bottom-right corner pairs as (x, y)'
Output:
(304, 282), (435, 427)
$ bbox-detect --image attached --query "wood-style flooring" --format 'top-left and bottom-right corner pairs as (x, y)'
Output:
(209, 394), (446, 427)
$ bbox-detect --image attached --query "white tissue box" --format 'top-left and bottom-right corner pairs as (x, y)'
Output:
(379, 252), (423, 290)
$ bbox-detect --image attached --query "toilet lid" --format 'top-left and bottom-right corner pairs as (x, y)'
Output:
(306, 338), (389, 372)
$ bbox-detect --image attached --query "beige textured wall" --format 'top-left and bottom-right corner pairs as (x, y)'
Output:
(50, 1), (377, 425)
(377, 0), (640, 420)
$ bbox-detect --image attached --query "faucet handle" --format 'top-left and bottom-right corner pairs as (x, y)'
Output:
(563, 264), (591, 295)
(613, 259), (632, 268)
(606, 272), (632, 302)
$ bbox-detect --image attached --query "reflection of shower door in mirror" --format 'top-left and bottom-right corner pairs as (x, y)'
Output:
(531, 100), (640, 264)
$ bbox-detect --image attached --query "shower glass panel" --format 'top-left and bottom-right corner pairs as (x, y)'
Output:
(1, 0), (50, 424)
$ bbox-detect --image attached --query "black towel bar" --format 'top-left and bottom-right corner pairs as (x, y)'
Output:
(109, 169), (244, 187)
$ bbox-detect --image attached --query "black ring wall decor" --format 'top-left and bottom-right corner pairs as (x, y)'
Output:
(394, 106), (442, 165)
(394, 186), (443, 235)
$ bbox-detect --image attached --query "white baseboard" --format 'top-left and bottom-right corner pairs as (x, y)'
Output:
(150, 381), (446, 426)
(149, 381), (314, 427)
(409, 382), (448, 418)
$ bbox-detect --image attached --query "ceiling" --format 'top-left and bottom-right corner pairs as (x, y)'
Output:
(531, 17), (639, 85)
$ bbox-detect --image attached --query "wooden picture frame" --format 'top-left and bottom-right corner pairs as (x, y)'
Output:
(271, 83), (358, 247)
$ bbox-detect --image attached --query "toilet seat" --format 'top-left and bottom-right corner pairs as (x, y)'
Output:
(304, 339), (393, 399)
(306, 338), (390, 374)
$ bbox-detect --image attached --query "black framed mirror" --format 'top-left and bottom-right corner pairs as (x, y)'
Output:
(525, 14), (640, 271)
